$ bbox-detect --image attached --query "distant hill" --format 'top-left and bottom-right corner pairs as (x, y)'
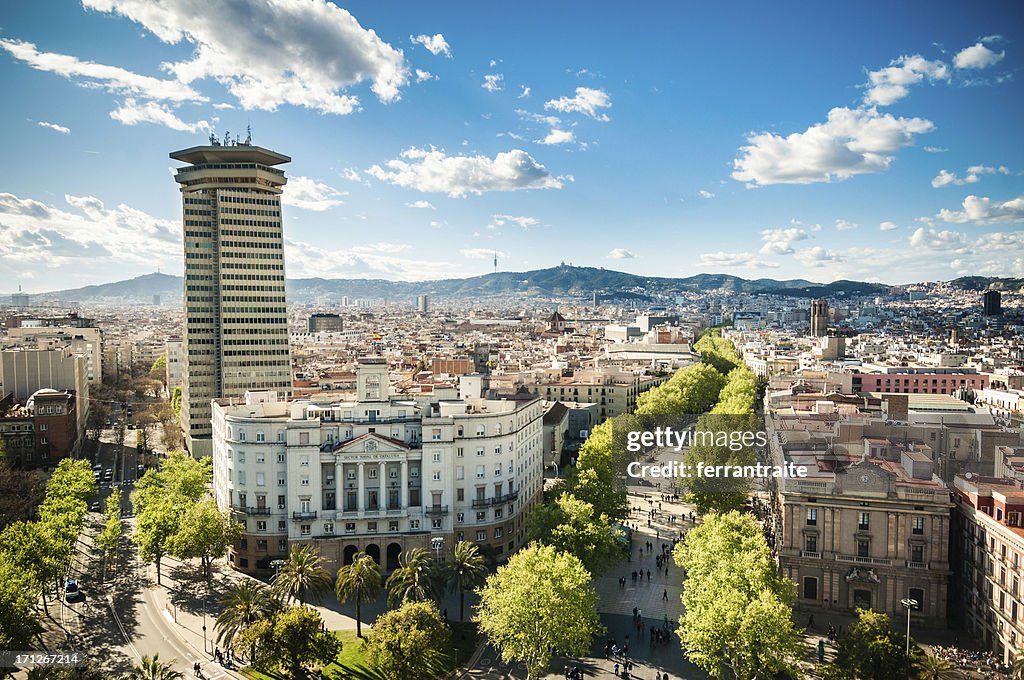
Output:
(948, 276), (1024, 292)
(19, 265), (895, 304)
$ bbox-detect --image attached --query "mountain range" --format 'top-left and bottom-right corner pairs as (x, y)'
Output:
(13, 266), (1001, 306)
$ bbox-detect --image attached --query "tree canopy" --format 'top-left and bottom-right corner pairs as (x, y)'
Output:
(364, 600), (450, 680)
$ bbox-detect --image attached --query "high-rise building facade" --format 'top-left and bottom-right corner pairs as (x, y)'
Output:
(307, 313), (343, 333)
(810, 298), (829, 337)
(171, 143), (293, 457)
(983, 290), (1002, 317)
(416, 294), (429, 313)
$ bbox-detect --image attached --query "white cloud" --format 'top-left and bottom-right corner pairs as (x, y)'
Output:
(482, 74), (504, 92)
(544, 87), (611, 121)
(414, 69), (436, 83)
(37, 121), (70, 134)
(607, 248), (635, 260)
(698, 190), (715, 199)
(794, 246), (842, 267)
(286, 237), (461, 280)
(461, 248), (505, 260)
(0, 38), (203, 102)
(366, 147), (565, 197)
(931, 165), (1009, 187)
(923, 146), (947, 153)
(953, 42), (1005, 70)
(109, 98), (211, 132)
(404, 200), (435, 210)
(909, 227), (968, 251)
(835, 219), (858, 231)
(732, 106), (933, 186)
(863, 55), (949, 106)
(937, 194), (1024, 225)
(410, 33), (451, 58)
(879, 221), (898, 231)
(759, 227), (810, 255)
(0, 192), (180, 275)
(699, 251), (779, 269)
(490, 214), (538, 230)
(84, 0), (409, 114)
(515, 109), (562, 127)
(518, 85), (531, 99)
(537, 129), (574, 145)
(280, 176), (345, 211)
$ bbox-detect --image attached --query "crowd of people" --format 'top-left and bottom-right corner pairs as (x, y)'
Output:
(931, 644), (1009, 677)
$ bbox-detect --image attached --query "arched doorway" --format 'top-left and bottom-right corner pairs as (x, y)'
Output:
(366, 543), (381, 565)
(343, 544), (359, 566)
(386, 542), (402, 571)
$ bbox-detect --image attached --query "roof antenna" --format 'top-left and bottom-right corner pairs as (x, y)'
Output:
(244, 123), (252, 146)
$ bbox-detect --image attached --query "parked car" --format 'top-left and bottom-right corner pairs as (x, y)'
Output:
(89, 501), (101, 512)
(64, 578), (83, 602)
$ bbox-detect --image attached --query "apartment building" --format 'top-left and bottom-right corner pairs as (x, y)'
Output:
(0, 389), (79, 467)
(530, 368), (667, 422)
(5, 325), (102, 384)
(952, 474), (1024, 663)
(767, 396), (953, 626)
(212, 358), (545, 574)
(0, 346), (89, 442)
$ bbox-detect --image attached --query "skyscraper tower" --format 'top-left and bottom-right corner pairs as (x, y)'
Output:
(983, 289), (1002, 316)
(810, 298), (829, 337)
(171, 140), (293, 457)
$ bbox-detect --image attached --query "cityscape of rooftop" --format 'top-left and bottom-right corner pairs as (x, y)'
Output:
(2, 3), (1024, 680)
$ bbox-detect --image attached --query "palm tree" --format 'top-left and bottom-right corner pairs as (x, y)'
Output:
(272, 544), (331, 606)
(215, 581), (279, 658)
(335, 551), (382, 637)
(385, 547), (440, 607)
(123, 654), (184, 680)
(1010, 651), (1024, 680)
(445, 540), (488, 621)
(914, 654), (962, 680)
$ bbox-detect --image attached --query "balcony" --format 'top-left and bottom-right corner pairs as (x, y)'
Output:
(425, 505), (449, 516)
(835, 554), (893, 567)
(292, 511), (317, 520)
(233, 506), (271, 516)
(800, 550), (822, 559)
(471, 491), (520, 508)
(907, 560), (928, 569)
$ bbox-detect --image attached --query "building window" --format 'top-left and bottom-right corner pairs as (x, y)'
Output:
(477, 447), (485, 457)
(476, 531), (487, 541)
(476, 511), (486, 522)
(431, 519), (442, 529)
(432, 471), (441, 481)
(278, 452), (286, 463)
(256, 431), (265, 442)
(238, 451), (246, 464)
(369, 467), (378, 479)
(389, 521), (399, 532)
(908, 588), (924, 611)
(805, 535), (817, 553)
(256, 521), (267, 532)
(345, 522), (356, 533)
(323, 523), (333, 534)
(300, 524), (310, 536)
(912, 517), (924, 535)
(803, 577), (818, 600)
(410, 520), (420, 530)
(911, 545), (924, 564)
(807, 508), (817, 526)
(457, 512), (465, 523)
(432, 452), (441, 462)
(495, 528), (503, 538)
(857, 539), (870, 557)
(858, 512), (870, 531)
(256, 453), (265, 464)
(367, 522), (377, 533)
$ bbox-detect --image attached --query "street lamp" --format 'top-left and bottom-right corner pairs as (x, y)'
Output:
(901, 597), (918, 680)
(550, 463), (559, 478)
(431, 536), (444, 562)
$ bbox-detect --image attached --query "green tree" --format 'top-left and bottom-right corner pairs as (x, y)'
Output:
(96, 488), (122, 582)
(834, 609), (922, 680)
(364, 600), (450, 680)
(635, 363), (727, 416)
(46, 458), (97, 502)
(526, 494), (623, 575)
(272, 544), (332, 606)
(682, 413), (760, 515)
(124, 653), (183, 680)
(674, 511), (800, 679)
(0, 520), (67, 604)
(0, 555), (41, 649)
(247, 605), (341, 680)
(167, 498), (243, 579)
(170, 386), (182, 421)
(215, 581), (280, 661)
(475, 543), (603, 680)
(915, 654), (963, 680)
(133, 495), (181, 585)
(444, 540), (488, 622)
(335, 551), (382, 637)
(563, 420), (627, 520)
(385, 547), (442, 607)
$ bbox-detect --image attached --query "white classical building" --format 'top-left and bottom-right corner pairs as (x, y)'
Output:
(212, 358), (545, 574)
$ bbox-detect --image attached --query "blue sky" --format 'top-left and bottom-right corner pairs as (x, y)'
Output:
(1, 1), (1022, 291)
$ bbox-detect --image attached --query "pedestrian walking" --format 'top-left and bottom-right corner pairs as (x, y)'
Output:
(663, 588), (668, 600)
